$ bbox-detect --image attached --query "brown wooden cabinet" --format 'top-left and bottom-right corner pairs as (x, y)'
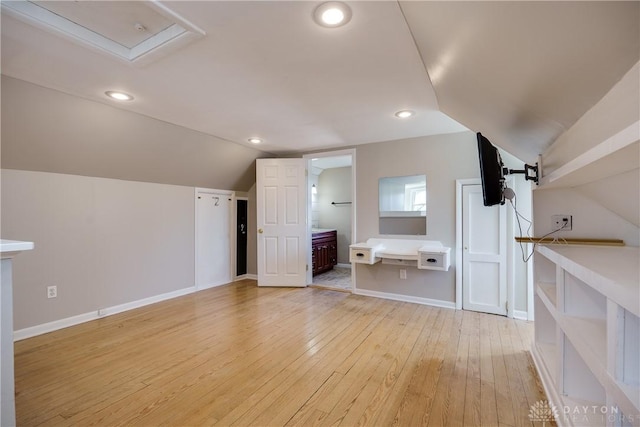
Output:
(311, 230), (337, 276)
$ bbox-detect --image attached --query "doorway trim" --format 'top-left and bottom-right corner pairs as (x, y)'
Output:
(303, 148), (356, 288)
(234, 196), (248, 281)
(455, 178), (516, 317)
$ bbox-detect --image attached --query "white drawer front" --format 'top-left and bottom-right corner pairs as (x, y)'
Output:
(418, 251), (450, 270)
(350, 247), (377, 264)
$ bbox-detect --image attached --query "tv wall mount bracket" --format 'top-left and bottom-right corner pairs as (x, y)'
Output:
(503, 163), (539, 184)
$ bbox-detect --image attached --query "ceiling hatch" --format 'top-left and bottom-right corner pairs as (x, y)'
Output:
(1, 1), (205, 65)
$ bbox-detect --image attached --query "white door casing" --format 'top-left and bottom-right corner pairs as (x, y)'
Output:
(195, 189), (232, 289)
(256, 158), (307, 287)
(303, 149), (356, 287)
(462, 183), (507, 316)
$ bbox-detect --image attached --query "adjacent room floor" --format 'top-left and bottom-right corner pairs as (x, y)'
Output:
(15, 279), (547, 426)
(312, 266), (352, 291)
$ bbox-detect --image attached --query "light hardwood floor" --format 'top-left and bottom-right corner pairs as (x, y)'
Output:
(15, 280), (548, 426)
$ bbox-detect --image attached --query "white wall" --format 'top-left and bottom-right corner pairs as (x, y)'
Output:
(354, 131), (479, 303)
(1, 169), (195, 331)
(500, 149), (534, 313)
(310, 167), (321, 229)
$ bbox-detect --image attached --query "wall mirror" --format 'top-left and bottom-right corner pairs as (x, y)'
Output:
(379, 174), (427, 235)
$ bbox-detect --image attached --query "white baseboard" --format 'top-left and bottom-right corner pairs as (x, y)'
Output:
(336, 263), (352, 269)
(531, 342), (566, 426)
(14, 285), (197, 341)
(513, 309), (530, 321)
(353, 288), (456, 310)
(197, 279), (233, 290)
(234, 274), (257, 281)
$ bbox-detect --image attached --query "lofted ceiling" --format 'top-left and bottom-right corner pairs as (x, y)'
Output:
(1, 1), (638, 162)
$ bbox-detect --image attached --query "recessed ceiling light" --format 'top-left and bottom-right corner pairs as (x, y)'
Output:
(314, 2), (352, 28)
(395, 110), (415, 119)
(248, 138), (263, 144)
(105, 91), (134, 101)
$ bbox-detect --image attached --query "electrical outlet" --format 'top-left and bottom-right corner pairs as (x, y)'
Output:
(552, 215), (572, 231)
(399, 269), (407, 279)
(47, 285), (57, 299)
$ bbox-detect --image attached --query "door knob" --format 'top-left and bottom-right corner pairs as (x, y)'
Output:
(258, 228), (263, 234)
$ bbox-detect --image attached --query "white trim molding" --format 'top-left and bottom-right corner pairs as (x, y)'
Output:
(513, 310), (529, 321)
(14, 285), (197, 341)
(353, 288), (456, 310)
(455, 178), (480, 311)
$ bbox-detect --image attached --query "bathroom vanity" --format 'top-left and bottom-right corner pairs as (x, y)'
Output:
(311, 229), (337, 276)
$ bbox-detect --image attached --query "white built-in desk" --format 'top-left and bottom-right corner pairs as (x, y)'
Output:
(349, 238), (451, 271)
(1, 239), (34, 426)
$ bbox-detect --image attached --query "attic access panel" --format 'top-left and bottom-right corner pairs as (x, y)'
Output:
(1, 1), (205, 66)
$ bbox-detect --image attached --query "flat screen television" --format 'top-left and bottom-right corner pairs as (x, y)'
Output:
(477, 132), (506, 206)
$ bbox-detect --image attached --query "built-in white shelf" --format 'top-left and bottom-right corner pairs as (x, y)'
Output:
(533, 85), (640, 426)
(538, 245), (640, 317)
(562, 396), (609, 427)
(537, 282), (557, 312)
(532, 296), (559, 404)
(562, 315), (607, 383)
(538, 120), (639, 189)
(533, 243), (640, 426)
(608, 372), (640, 425)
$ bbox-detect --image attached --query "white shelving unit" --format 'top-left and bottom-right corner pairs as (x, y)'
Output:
(532, 120), (640, 426)
(538, 120), (639, 189)
(533, 245), (639, 426)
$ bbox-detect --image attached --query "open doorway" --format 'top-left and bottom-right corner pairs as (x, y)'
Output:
(304, 150), (355, 291)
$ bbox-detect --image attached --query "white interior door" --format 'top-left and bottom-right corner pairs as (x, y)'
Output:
(257, 158), (307, 287)
(196, 190), (232, 289)
(462, 184), (507, 315)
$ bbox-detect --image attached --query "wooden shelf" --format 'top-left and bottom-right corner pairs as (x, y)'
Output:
(516, 237), (624, 246)
(537, 120), (639, 189)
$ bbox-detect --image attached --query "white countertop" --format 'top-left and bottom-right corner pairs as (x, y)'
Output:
(312, 228), (336, 233)
(0, 239), (34, 257)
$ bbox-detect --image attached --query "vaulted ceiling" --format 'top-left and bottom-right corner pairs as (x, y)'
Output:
(2, 1), (638, 162)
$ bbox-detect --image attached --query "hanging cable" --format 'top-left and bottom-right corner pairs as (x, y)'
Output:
(509, 193), (568, 262)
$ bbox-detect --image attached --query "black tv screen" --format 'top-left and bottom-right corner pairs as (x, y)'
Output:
(477, 132), (506, 206)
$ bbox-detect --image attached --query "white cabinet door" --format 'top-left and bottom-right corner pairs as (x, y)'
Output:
(256, 159), (307, 287)
(462, 184), (507, 315)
